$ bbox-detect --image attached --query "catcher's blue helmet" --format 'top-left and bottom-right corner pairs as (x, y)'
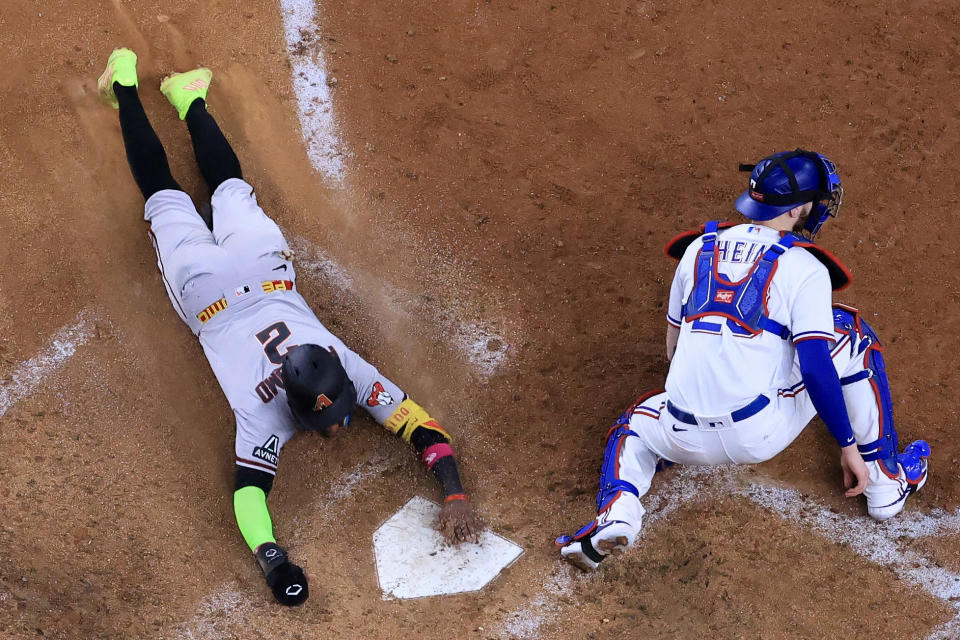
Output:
(735, 149), (843, 237)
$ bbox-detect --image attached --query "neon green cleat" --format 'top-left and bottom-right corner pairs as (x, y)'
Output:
(97, 48), (139, 109)
(160, 68), (213, 120)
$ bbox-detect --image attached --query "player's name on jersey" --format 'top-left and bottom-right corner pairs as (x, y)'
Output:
(715, 239), (767, 264)
(255, 367), (285, 404)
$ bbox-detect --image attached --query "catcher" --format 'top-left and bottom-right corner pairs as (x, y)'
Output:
(558, 149), (931, 570)
(97, 48), (482, 605)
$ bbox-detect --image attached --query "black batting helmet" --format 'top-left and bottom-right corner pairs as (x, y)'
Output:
(280, 344), (356, 434)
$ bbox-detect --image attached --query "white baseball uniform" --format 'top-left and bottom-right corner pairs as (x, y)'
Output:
(144, 179), (404, 475)
(601, 223), (914, 539)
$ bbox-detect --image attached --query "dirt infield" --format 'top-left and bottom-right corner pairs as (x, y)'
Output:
(1, 0), (959, 638)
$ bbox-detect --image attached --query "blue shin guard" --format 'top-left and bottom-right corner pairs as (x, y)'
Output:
(834, 305), (931, 483)
(556, 406), (642, 547)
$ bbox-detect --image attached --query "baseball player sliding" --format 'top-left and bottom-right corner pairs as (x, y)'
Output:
(97, 48), (482, 605)
(558, 150), (931, 570)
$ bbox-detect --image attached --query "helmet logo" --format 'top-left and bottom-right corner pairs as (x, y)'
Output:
(314, 394), (333, 411)
(749, 190), (764, 202)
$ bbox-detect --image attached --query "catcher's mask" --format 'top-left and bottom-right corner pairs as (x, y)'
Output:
(735, 149), (843, 238)
(281, 344), (356, 435)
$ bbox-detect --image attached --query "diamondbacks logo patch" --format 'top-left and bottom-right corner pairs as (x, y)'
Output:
(366, 381), (395, 407)
(253, 435), (280, 466)
(314, 394), (332, 411)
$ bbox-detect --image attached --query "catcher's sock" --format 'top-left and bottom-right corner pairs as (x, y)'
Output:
(185, 99), (242, 193)
(115, 83), (182, 200)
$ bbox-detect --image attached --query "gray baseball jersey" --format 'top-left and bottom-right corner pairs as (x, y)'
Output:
(200, 292), (404, 475)
(144, 179), (405, 476)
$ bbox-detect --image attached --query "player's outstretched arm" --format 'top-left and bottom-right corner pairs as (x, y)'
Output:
(234, 466), (309, 606)
(383, 397), (483, 544)
(337, 347), (483, 543)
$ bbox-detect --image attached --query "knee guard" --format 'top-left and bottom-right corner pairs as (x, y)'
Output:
(595, 423), (641, 513)
(833, 304), (899, 478)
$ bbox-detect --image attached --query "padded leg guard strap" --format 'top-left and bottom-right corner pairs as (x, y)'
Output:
(596, 425), (641, 512)
(835, 305), (900, 476)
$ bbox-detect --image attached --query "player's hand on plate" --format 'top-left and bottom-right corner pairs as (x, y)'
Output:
(839, 443), (869, 498)
(438, 498), (483, 544)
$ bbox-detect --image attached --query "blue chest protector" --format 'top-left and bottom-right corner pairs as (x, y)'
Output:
(681, 220), (795, 340)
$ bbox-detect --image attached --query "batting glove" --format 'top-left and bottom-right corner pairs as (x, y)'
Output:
(255, 542), (309, 606)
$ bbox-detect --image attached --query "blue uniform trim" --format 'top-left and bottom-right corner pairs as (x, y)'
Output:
(666, 395), (770, 425)
(839, 370), (872, 386)
(793, 330), (835, 341)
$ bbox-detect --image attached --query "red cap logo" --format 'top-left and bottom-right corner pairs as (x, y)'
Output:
(313, 394), (332, 411)
(749, 190), (765, 202)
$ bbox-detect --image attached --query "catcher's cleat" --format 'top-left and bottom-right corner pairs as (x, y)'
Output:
(97, 48), (139, 108)
(558, 520), (634, 572)
(560, 540), (602, 571)
(160, 67), (213, 120)
(866, 440), (930, 521)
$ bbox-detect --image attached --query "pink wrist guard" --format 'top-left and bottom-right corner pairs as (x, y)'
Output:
(422, 443), (454, 471)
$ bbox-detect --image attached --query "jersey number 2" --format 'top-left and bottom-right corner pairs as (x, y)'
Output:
(256, 322), (293, 364)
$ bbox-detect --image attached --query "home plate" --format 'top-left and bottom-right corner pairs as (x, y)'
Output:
(373, 496), (524, 599)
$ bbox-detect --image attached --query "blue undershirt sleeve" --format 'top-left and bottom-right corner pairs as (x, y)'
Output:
(796, 338), (856, 447)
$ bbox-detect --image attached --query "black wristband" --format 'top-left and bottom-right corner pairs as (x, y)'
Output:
(255, 542), (288, 578)
(431, 456), (465, 496)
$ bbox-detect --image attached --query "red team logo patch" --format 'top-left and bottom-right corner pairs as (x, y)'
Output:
(313, 394), (333, 411)
(366, 381), (395, 407)
(714, 289), (735, 304)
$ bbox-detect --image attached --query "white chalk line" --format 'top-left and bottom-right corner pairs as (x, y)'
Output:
(495, 466), (960, 639)
(174, 459), (384, 635)
(289, 456), (390, 544)
(288, 235), (511, 379)
(0, 309), (97, 417)
(277, 0), (514, 379)
(738, 480), (960, 639)
(279, 0), (345, 182)
(169, 582), (250, 640)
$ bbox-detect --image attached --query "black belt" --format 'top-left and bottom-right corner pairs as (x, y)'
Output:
(666, 395), (770, 425)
